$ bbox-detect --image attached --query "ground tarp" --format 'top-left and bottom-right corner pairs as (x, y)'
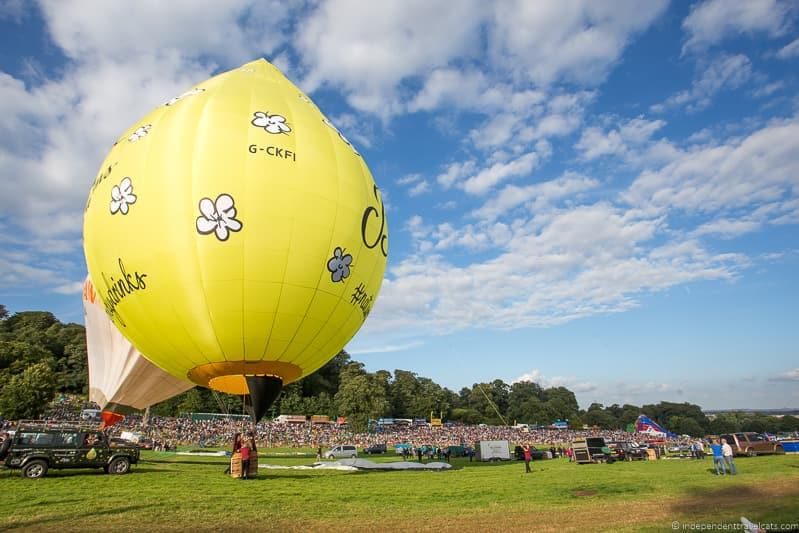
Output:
(260, 458), (452, 471)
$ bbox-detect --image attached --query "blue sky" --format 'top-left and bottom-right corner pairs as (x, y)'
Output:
(0, 0), (797, 410)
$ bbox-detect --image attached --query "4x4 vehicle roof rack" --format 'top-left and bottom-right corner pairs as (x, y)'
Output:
(15, 420), (104, 432)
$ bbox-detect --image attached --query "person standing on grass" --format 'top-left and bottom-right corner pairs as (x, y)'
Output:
(710, 439), (726, 475)
(240, 440), (251, 480)
(523, 444), (532, 473)
(721, 438), (737, 475)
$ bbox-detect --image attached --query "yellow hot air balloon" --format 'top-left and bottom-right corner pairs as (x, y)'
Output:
(83, 59), (387, 420)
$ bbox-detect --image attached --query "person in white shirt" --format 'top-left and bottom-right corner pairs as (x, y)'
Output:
(721, 438), (737, 475)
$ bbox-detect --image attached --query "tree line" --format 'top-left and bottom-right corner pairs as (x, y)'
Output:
(1, 304), (798, 436)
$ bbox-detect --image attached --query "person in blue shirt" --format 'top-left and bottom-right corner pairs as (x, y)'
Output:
(710, 439), (726, 475)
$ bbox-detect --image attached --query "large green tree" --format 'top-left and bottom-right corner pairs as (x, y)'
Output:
(334, 362), (389, 432)
(0, 361), (57, 419)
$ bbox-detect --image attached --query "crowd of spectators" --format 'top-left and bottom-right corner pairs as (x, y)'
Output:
(2, 399), (669, 452)
(108, 414), (652, 451)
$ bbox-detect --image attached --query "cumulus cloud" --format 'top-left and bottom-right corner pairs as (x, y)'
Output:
(473, 172), (599, 221)
(371, 199), (743, 334)
(295, 0), (664, 117)
(575, 116), (667, 161)
(39, 0), (296, 63)
(461, 153), (540, 195)
(295, 0), (483, 118)
(490, 0), (668, 85)
(513, 368), (597, 392)
(682, 0), (791, 53)
(623, 118), (799, 216)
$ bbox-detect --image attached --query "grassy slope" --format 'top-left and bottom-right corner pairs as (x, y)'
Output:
(1, 449), (797, 532)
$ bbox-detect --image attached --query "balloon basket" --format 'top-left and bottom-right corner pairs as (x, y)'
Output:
(230, 450), (258, 478)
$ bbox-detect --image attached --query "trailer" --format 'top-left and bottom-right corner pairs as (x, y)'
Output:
(572, 437), (615, 464)
(477, 440), (511, 461)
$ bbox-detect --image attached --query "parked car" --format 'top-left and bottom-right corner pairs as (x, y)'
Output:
(363, 443), (387, 455)
(720, 433), (786, 457)
(513, 445), (547, 460)
(609, 441), (648, 461)
(1, 422), (140, 478)
(324, 445), (358, 459)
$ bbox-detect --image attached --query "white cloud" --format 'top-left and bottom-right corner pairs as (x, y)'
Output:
(370, 200), (742, 334)
(408, 69), (493, 112)
(490, 0), (668, 85)
(39, 0), (295, 63)
(295, 0), (483, 118)
(437, 160), (477, 189)
(653, 54), (753, 113)
(348, 341), (424, 355)
(752, 81), (785, 98)
(776, 37), (799, 59)
(576, 116), (666, 160)
(0, 251), (81, 293)
(408, 180), (431, 197)
(513, 369), (597, 392)
(682, 0), (791, 53)
(624, 118), (799, 216)
(691, 218), (762, 239)
(396, 173), (422, 186)
(473, 172), (599, 221)
(295, 0), (664, 118)
(770, 368), (799, 381)
(52, 281), (85, 295)
(462, 152), (539, 195)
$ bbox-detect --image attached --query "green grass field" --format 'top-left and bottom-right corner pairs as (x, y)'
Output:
(1, 449), (797, 532)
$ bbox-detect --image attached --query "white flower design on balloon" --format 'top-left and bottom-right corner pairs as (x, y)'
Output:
(196, 194), (243, 241)
(110, 177), (137, 215)
(251, 111), (291, 134)
(128, 124), (151, 142)
(327, 247), (353, 283)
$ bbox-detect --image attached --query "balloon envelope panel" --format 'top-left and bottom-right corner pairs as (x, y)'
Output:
(82, 277), (194, 411)
(83, 59), (387, 394)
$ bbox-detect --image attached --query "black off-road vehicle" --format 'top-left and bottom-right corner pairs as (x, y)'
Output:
(0, 421), (140, 478)
(363, 443), (387, 455)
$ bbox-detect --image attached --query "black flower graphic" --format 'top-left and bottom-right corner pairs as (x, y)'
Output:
(110, 177), (137, 215)
(327, 247), (353, 283)
(251, 111), (291, 134)
(196, 194), (243, 241)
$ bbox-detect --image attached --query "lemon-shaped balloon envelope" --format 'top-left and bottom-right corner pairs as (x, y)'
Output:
(83, 59), (388, 421)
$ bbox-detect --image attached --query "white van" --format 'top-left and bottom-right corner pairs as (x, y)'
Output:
(324, 445), (358, 459)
